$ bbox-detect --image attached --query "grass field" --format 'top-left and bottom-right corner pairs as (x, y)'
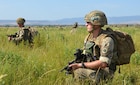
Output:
(0, 26), (140, 85)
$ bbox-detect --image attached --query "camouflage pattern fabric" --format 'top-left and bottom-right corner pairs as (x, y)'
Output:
(11, 27), (25, 45)
(73, 29), (116, 84)
(73, 68), (100, 84)
(84, 10), (107, 27)
(11, 27), (38, 45)
(16, 18), (25, 24)
(74, 68), (114, 84)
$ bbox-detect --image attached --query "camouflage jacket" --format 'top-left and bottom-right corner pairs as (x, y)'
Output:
(11, 27), (38, 45)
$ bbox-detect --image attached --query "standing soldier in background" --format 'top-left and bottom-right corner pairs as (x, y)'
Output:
(73, 22), (78, 28)
(8, 17), (38, 46)
(70, 22), (78, 34)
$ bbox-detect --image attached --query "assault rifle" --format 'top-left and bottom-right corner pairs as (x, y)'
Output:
(60, 49), (86, 74)
(7, 34), (16, 38)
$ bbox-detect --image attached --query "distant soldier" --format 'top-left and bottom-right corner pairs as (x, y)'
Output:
(70, 22), (78, 34)
(8, 17), (39, 46)
(73, 22), (78, 28)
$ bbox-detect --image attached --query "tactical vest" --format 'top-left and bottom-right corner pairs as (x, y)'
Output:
(83, 33), (100, 62)
(83, 28), (135, 65)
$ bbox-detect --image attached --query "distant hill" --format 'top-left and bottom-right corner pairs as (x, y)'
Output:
(0, 15), (140, 26)
(108, 15), (140, 24)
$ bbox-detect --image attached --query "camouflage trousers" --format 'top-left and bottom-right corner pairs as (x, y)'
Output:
(73, 68), (114, 85)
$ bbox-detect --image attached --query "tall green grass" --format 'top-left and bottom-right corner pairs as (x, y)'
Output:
(0, 26), (140, 85)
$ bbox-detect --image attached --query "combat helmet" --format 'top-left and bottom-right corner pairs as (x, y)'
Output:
(16, 17), (26, 24)
(84, 10), (107, 27)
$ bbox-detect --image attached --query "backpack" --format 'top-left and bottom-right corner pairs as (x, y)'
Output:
(23, 27), (38, 44)
(23, 28), (33, 44)
(95, 27), (135, 65)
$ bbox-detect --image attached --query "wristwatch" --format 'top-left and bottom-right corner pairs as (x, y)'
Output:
(82, 62), (86, 68)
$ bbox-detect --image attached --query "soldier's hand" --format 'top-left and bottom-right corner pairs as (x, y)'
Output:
(8, 37), (12, 41)
(69, 63), (82, 70)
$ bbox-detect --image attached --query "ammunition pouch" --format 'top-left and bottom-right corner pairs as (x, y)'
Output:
(83, 41), (95, 62)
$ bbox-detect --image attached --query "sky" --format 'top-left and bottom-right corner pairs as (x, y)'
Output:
(0, 0), (140, 21)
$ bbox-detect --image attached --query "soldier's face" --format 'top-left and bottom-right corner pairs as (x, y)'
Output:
(17, 23), (24, 27)
(86, 22), (94, 32)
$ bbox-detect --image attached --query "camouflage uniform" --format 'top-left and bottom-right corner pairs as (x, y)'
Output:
(9, 18), (38, 45)
(73, 10), (116, 84)
(11, 27), (33, 45)
(74, 30), (116, 83)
